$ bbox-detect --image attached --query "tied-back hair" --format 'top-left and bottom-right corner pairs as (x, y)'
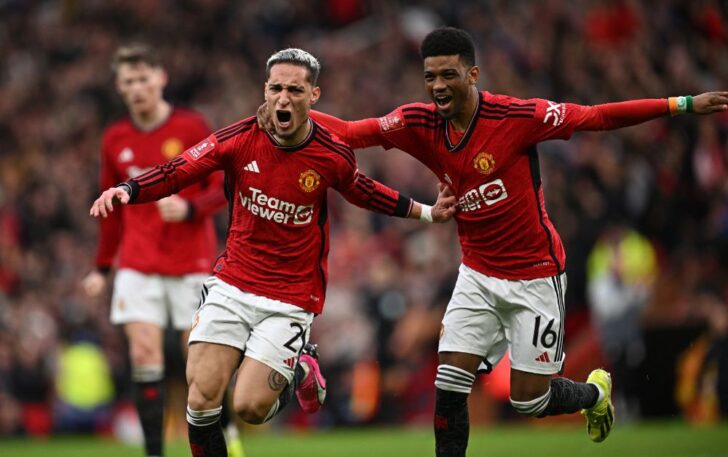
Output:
(111, 43), (162, 73)
(420, 27), (476, 67)
(266, 48), (321, 85)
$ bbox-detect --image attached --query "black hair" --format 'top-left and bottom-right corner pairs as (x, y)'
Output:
(420, 27), (476, 67)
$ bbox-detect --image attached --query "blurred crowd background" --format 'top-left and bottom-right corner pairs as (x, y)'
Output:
(1, 0), (727, 441)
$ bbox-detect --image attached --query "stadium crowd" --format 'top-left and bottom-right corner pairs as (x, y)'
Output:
(1, 0), (727, 437)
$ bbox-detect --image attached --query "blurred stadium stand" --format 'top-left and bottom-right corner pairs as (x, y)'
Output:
(0, 0), (727, 437)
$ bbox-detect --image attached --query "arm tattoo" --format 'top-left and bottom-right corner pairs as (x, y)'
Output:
(268, 370), (288, 391)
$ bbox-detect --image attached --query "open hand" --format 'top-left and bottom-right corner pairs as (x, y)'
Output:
(692, 91), (728, 114)
(89, 186), (130, 218)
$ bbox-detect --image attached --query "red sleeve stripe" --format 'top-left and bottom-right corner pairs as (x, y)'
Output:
(353, 189), (395, 213)
(403, 114), (440, 127)
(369, 201), (395, 213)
(371, 194), (397, 210)
(364, 187), (397, 207)
(134, 156), (185, 184)
(215, 117), (255, 138)
(133, 157), (186, 188)
(314, 135), (356, 168)
(402, 106), (437, 116)
(216, 121), (255, 143)
(405, 119), (440, 130)
(316, 130), (356, 162)
(355, 176), (398, 210)
(480, 99), (535, 120)
(481, 106), (535, 114)
(479, 109), (535, 120)
(355, 174), (374, 191)
(482, 100), (536, 109)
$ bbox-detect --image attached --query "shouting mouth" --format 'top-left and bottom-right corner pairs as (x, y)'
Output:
(276, 110), (292, 129)
(434, 94), (453, 110)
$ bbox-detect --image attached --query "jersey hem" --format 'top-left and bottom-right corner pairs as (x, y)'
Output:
(215, 272), (322, 314)
(461, 258), (563, 281)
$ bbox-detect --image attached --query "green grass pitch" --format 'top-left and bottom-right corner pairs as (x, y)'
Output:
(1, 421), (726, 457)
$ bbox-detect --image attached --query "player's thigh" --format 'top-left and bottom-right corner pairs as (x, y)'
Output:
(124, 321), (164, 365)
(111, 269), (167, 326)
(505, 273), (566, 377)
(165, 273), (208, 330)
(188, 277), (253, 353)
(186, 341), (241, 409)
(439, 265), (507, 369)
(244, 296), (314, 385)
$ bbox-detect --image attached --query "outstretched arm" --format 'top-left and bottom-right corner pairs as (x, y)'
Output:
(308, 111), (384, 149)
(524, 91), (728, 143)
(90, 138), (223, 218)
(257, 103), (387, 149)
(575, 91), (728, 131)
(338, 172), (455, 223)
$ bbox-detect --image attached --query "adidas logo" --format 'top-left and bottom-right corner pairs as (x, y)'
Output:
(119, 147), (134, 163)
(535, 351), (551, 363)
(283, 357), (296, 368)
(243, 160), (260, 173)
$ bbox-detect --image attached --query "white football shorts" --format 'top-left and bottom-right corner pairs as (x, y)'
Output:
(188, 276), (314, 382)
(439, 264), (567, 375)
(111, 268), (207, 330)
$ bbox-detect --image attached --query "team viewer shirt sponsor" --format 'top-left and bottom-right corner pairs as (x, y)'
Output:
(311, 92), (668, 280)
(125, 118), (410, 314)
(96, 108), (225, 275)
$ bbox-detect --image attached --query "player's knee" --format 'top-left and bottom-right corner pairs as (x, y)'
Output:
(510, 389), (551, 417)
(509, 372), (552, 402)
(187, 377), (223, 411)
(434, 364), (476, 394)
(234, 397), (271, 425)
(128, 338), (162, 367)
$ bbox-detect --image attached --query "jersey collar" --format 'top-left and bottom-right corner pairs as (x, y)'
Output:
(444, 91), (482, 153)
(265, 118), (317, 152)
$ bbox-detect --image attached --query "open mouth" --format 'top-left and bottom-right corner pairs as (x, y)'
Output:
(276, 110), (292, 128)
(434, 95), (453, 108)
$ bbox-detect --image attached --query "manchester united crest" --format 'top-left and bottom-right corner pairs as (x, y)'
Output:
(473, 152), (496, 175)
(298, 169), (321, 192)
(162, 138), (184, 159)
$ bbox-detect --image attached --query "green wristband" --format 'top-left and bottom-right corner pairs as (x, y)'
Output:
(686, 95), (693, 113)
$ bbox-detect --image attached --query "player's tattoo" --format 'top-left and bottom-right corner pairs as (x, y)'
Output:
(268, 370), (287, 391)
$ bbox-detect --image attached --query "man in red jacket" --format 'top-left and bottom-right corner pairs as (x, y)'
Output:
(82, 44), (240, 457)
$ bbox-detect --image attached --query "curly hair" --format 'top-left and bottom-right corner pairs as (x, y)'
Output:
(420, 27), (476, 67)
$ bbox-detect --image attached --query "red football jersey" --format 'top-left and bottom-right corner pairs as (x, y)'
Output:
(124, 118), (412, 313)
(96, 107), (226, 275)
(311, 92), (668, 280)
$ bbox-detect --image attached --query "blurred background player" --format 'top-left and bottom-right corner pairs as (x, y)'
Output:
(286, 27), (728, 456)
(89, 48), (456, 457)
(81, 44), (243, 457)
